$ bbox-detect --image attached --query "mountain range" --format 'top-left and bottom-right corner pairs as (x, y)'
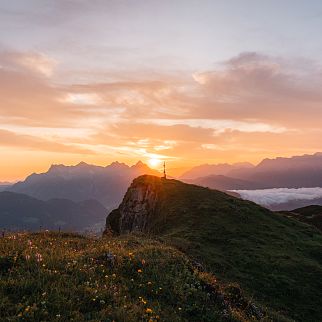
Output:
(1, 152), (322, 230)
(8, 161), (160, 210)
(187, 174), (269, 191)
(183, 153), (322, 189)
(180, 162), (254, 180)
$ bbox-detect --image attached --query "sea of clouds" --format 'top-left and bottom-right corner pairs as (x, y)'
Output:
(232, 187), (322, 207)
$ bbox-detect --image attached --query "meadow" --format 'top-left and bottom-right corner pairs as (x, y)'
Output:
(0, 231), (273, 322)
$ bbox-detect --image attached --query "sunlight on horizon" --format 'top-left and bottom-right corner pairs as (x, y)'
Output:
(147, 157), (162, 169)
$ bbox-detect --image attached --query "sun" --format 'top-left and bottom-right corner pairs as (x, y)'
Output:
(148, 157), (162, 169)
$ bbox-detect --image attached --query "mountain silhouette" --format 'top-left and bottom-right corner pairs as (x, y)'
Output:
(9, 161), (160, 210)
(180, 162), (254, 180)
(228, 152), (322, 188)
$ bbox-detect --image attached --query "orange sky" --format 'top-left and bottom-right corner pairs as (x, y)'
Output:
(1, 50), (322, 181)
(1, 2), (322, 181)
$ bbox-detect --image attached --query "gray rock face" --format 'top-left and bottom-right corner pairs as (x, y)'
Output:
(119, 182), (159, 233)
(105, 175), (162, 234)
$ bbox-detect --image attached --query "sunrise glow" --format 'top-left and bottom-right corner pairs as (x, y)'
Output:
(0, 1), (322, 181)
(147, 158), (162, 169)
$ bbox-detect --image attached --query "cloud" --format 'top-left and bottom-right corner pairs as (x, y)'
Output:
(18, 52), (57, 77)
(234, 187), (322, 206)
(0, 129), (93, 154)
(1, 49), (322, 168)
(0, 51), (57, 77)
(67, 51), (322, 131)
(0, 50), (90, 128)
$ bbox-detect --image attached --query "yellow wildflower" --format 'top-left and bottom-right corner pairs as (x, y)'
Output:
(146, 308), (153, 313)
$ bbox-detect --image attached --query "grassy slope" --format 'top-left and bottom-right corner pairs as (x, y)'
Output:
(286, 205), (322, 232)
(0, 232), (274, 322)
(122, 176), (322, 321)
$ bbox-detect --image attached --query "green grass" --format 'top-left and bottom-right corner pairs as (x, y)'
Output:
(0, 231), (274, 322)
(108, 176), (322, 321)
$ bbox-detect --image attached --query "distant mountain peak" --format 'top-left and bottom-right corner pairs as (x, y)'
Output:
(107, 161), (129, 169)
(48, 164), (65, 171)
(76, 161), (90, 167)
(110, 161), (125, 166)
(131, 160), (147, 169)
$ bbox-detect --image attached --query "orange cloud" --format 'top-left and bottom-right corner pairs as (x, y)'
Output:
(0, 129), (94, 154)
(1, 50), (322, 179)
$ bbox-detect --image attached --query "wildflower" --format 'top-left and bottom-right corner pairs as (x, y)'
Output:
(35, 253), (43, 262)
(146, 308), (153, 313)
(140, 297), (147, 304)
(112, 273), (116, 278)
(137, 269), (142, 273)
(147, 281), (152, 285)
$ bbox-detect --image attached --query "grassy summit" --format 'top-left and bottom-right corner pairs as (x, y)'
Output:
(107, 175), (322, 321)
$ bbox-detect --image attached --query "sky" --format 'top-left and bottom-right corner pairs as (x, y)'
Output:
(1, 0), (322, 180)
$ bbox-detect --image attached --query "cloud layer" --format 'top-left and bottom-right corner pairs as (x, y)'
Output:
(1, 50), (322, 179)
(234, 187), (322, 207)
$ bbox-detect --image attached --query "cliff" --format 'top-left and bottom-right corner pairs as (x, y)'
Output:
(106, 175), (162, 234)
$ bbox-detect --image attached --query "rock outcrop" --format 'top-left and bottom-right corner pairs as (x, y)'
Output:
(105, 175), (163, 234)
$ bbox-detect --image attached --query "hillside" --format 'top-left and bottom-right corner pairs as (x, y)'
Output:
(0, 191), (107, 232)
(0, 232), (270, 321)
(9, 161), (160, 210)
(281, 205), (322, 232)
(106, 175), (322, 321)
